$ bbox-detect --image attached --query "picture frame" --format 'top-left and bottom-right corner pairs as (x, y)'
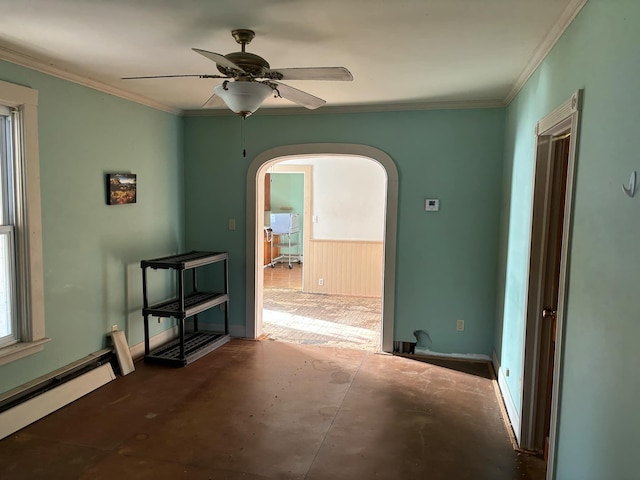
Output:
(106, 173), (137, 205)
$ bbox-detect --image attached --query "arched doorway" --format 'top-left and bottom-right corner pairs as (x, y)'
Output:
(245, 144), (398, 352)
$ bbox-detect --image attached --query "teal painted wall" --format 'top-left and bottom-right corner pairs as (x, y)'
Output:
(0, 61), (183, 393)
(184, 108), (505, 355)
(496, 1), (640, 478)
(0, 2), (633, 474)
(270, 172), (304, 256)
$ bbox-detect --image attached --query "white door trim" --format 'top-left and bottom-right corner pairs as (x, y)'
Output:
(520, 91), (582, 479)
(245, 143), (398, 352)
(268, 164), (312, 282)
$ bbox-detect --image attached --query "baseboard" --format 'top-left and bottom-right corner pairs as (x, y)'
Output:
(196, 322), (246, 338)
(228, 324), (245, 338)
(0, 363), (115, 440)
(492, 350), (500, 379)
(129, 326), (178, 360)
(493, 351), (521, 445)
(413, 348), (491, 362)
(0, 349), (112, 404)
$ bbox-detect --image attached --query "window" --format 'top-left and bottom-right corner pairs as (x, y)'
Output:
(0, 107), (17, 348)
(0, 80), (47, 365)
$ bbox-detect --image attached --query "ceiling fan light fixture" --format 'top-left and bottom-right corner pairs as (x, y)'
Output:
(214, 81), (272, 117)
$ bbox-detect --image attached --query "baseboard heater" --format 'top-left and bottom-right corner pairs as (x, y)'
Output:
(0, 349), (116, 440)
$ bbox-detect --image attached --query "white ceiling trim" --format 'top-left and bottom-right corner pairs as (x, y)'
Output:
(0, 43), (504, 117)
(183, 99), (505, 117)
(504, 0), (588, 105)
(0, 44), (181, 115)
(0, 1), (587, 117)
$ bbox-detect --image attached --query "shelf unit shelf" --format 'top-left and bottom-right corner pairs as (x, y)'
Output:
(144, 292), (229, 319)
(141, 251), (230, 367)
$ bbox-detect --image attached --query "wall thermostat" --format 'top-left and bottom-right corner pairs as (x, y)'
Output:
(424, 199), (440, 211)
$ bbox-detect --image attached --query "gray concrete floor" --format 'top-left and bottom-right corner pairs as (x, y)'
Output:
(0, 340), (545, 479)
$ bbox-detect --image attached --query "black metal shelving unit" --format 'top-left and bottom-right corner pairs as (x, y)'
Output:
(141, 251), (230, 367)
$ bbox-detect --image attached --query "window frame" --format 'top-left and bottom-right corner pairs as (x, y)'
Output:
(0, 225), (17, 347)
(0, 79), (48, 366)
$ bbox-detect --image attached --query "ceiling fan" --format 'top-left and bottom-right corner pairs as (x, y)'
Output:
(122, 29), (353, 117)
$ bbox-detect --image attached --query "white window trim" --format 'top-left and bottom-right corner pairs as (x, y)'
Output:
(0, 79), (48, 366)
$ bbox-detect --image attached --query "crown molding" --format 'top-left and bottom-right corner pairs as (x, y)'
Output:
(504, 0), (588, 105)
(0, 45), (502, 117)
(0, 45), (182, 116)
(0, 0), (586, 119)
(183, 99), (505, 117)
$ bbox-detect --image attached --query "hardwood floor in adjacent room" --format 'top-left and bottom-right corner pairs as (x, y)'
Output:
(263, 260), (304, 290)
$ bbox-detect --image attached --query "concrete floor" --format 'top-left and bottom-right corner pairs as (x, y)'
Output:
(0, 340), (545, 479)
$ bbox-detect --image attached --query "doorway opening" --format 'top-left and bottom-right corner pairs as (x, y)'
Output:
(520, 91), (582, 479)
(261, 158), (385, 351)
(245, 144), (398, 353)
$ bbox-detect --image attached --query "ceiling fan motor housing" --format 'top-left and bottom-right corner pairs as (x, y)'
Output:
(218, 51), (270, 77)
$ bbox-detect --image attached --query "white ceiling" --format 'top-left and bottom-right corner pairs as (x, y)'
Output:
(0, 0), (580, 114)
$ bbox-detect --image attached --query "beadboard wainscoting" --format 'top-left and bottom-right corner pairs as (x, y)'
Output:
(303, 240), (383, 297)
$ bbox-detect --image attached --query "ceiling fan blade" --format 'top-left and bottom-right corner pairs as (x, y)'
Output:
(202, 93), (226, 109)
(272, 81), (326, 110)
(192, 48), (246, 74)
(269, 67), (353, 81)
(121, 74), (226, 80)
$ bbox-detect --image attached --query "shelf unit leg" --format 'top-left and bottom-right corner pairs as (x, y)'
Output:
(179, 318), (185, 359)
(143, 315), (150, 355)
(178, 270), (184, 312)
(142, 266), (150, 355)
(224, 258), (229, 335)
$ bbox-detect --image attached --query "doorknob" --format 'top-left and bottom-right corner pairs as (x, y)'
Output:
(542, 308), (557, 319)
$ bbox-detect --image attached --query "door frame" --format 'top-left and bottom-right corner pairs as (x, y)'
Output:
(245, 143), (398, 352)
(268, 164), (312, 289)
(520, 91), (582, 476)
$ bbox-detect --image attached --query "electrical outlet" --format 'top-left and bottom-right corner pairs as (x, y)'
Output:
(456, 319), (464, 331)
(318, 278), (324, 286)
(312, 215), (318, 223)
(228, 218), (236, 231)
(505, 368), (510, 377)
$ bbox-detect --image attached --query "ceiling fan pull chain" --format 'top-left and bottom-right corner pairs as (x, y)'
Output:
(242, 116), (247, 158)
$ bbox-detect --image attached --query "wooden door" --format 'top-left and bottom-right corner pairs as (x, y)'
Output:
(537, 134), (571, 459)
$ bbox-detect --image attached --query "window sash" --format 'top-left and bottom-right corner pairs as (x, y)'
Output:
(0, 112), (9, 224)
(0, 226), (16, 347)
(0, 109), (20, 348)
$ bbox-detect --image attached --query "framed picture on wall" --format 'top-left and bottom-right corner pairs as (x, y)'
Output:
(106, 173), (137, 205)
